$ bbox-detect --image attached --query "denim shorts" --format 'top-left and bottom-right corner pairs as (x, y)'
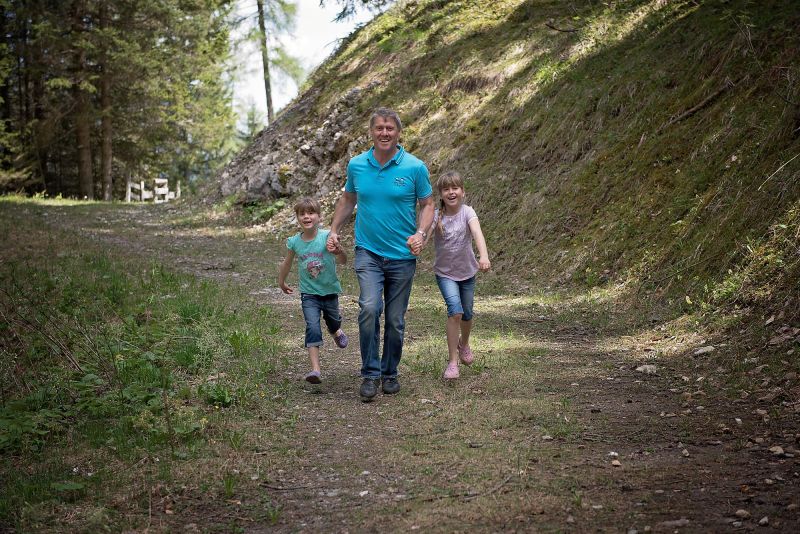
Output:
(435, 275), (475, 321)
(300, 293), (342, 347)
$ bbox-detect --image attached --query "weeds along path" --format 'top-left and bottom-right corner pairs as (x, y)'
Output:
(37, 202), (800, 532)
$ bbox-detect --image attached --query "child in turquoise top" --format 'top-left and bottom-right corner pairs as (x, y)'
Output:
(278, 197), (348, 383)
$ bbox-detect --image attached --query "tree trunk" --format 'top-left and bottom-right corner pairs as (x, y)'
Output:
(0, 3), (10, 169)
(31, 23), (50, 192)
(72, 0), (93, 199)
(99, 1), (113, 201)
(256, 0), (274, 123)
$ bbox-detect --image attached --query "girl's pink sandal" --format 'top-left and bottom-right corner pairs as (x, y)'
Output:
(443, 362), (460, 380)
(458, 344), (474, 365)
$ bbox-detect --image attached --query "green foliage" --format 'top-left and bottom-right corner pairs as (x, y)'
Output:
(198, 381), (235, 407)
(0, 200), (284, 527)
(244, 199), (286, 223)
(1, 0), (238, 196)
(302, 0), (800, 323)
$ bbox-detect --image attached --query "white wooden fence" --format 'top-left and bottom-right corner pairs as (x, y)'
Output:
(126, 178), (181, 203)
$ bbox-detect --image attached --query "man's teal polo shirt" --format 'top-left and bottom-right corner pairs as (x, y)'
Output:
(345, 145), (432, 260)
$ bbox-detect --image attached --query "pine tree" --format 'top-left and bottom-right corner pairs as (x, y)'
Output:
(0, 0), (239, 197)
(235, 0), (304, 126)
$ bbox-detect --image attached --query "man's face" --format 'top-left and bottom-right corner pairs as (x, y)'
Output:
(370, 116), (400, 152)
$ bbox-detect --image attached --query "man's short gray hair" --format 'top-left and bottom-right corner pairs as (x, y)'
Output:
(369, 107), (403, 131)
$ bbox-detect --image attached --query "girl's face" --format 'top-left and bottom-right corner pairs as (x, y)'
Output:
(440, 185), (465, 212)
(297, 209), (320, 231)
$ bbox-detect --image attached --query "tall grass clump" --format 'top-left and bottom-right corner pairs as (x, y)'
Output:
(0, 198), (282, 528)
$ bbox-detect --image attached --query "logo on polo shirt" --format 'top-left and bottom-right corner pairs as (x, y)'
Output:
(393, 176), (407, 187)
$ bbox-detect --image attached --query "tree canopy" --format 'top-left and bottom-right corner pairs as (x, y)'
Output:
(320, 0), (393, 22)
(0, 0), (239, 198)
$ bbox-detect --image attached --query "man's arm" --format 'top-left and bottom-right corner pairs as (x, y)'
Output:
(326, 191), (357, 253)
(406, 195), (435, 256)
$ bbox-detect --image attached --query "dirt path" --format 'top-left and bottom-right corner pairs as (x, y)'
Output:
(44, 202), (800, 532)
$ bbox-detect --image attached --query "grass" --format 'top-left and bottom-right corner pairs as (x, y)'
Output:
(3, 2), (799, 525)
(0, 197), (286, 530)
(261, 0), (800, 343)
(4, 192), (799, 530)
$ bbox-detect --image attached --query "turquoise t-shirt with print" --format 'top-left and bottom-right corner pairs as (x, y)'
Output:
(345, 145), (432, 260)
(286, 229), (342, 296)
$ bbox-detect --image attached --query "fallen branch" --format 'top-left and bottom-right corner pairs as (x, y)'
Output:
(464, 473), (514, 501)
(421, 473), (514, 502)
(758, 152), (800, 191)
(657, 77), (743, 133)
(261, 483), (318, 491)
(545, 20), (579, 33)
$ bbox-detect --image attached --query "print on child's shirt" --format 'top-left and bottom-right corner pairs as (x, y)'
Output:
(300, 251), (325, 279)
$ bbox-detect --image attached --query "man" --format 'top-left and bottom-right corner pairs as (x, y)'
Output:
(327, 107), (434, 402)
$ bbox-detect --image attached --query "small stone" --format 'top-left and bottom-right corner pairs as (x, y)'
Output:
(682, 449), (690, 457)
(759, 516), (768, 526)
(542, 435), (553, 441)
(769, 446), (785, 456)
(735, 509), (751, 519)
(612, 460), (622, 467)
(787, 503), (798, 511)
(735, 418), (742, 425)
(732, 521), (743, 527)
(658, 518), (690, 528)
(608, 451), (619, 458)
(635, 364), (658, 374)
(765, 478), (774, 485)
(693, 345), (715, 355)
(566, 515), (575, 523)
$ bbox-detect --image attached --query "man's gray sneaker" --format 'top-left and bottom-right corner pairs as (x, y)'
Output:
(360, 378), (380, 402)
(382, 377), (401, 395)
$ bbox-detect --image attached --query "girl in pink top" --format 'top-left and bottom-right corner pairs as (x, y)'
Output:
(427, 171), (490, 380)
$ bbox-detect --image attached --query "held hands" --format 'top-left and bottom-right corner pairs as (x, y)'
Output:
(406, 233), (424, 256)
(326, 231), (340, 253)
(478, 257), (491, 272)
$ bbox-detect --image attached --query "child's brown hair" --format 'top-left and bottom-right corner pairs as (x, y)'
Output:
(294, 196), (321, 216)
(435, 171), (465, 235)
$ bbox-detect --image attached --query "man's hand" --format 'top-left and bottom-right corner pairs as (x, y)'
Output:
(406, 233), (424, 256)
(326, 231), (340, 253)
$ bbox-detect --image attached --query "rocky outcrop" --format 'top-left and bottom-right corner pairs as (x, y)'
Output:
(215, 83), (380, 219)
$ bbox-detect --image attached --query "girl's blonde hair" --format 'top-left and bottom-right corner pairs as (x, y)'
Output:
(435, 171), (465, 236)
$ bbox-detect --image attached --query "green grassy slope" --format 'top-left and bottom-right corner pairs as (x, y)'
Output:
(275, 0), (800, 320)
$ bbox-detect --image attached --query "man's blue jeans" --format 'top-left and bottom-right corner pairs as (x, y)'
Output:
(354, 247), (416, 379)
